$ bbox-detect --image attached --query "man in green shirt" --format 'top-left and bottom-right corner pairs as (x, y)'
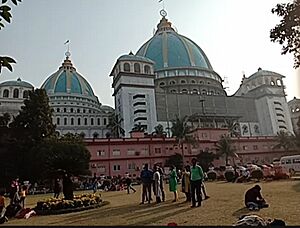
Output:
(190, 158), (204, 207)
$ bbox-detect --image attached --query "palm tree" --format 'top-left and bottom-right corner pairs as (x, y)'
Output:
(131, 122), (145, 132)
(106, 113), (125, 138)
(170, 115), (195, 161)
(225, 119), (240, 137)
(273, 130), (295, 153)
(152, 124), (166, 137)
(215, 134), (237, 166)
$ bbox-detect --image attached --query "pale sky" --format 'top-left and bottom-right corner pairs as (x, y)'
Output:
(0, 0), (298, 107)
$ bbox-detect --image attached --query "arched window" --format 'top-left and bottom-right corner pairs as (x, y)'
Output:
(78, 118), (81, 125)
(70, 108), (73, 113)
(103, 118), (107, 125)
(91, 118), (94, 125)
(180, 80), (186, 84)
(192, 89), (198, 94)
(170, 89), (177, 93)
(97, 118), (101, 125)
(181, 89), (188, 93)
(191, 80), (196, 84)
(77, 108), (80, 113)
(199, 81), (204, 84)
(56, 108), (60, 112)
(3, 89), (9, 98)
(201, 89), (207, 95)
(159, 82), (166, 87)
(64, 108), (67, 113)
(270, 81), (275, 86)
(13, 89), (19, 98)
(124, 63), (130, 72)
(144, 65), (150, 74)
(84, 118), (88, 125)
(56, 118), (60, 125)
(64, 118), (67, 125)
(276, 79), (282, 86)
(134, 63), (140, 73)
(169, 80), (176, 85)
(23, 90), (29, 99)
(71, 118), (74, 125)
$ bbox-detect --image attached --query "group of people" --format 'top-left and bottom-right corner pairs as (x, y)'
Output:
(140, 158), (210, 208)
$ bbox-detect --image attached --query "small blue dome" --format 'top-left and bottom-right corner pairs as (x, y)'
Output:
(136, 17), (213, 71)
(41, 58), (95, 97)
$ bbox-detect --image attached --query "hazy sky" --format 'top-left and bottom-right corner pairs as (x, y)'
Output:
(0, 0), (297, 107)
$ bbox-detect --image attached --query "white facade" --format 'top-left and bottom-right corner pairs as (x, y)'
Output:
(0, 78), (33, 119)
(111, 54), (157, 137)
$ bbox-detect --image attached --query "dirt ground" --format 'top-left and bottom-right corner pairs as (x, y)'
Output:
(4, 180), (300, 226)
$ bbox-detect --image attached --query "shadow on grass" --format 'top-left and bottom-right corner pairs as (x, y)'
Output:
(232, 207), (250, 218)
(292, 181), (300, 192)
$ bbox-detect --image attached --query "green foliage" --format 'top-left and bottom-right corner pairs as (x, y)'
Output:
(131, 122), (145, 133)
(10, 89), (56, 143)
(0, 112), (10, 126)
(273, 130), (296, 152)
(270, 0), (300, 68)
(196, 151), (217, 172)
(107, 113), (125, 138)
(216, 134), (236, 166)
(165, 153), (183, 171)
(225, 119), (240, 137)
(0, 0), (22, 73)
(152, 124), (166, 137)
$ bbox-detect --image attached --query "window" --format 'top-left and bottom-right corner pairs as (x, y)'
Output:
(64, 118), (67, 125)
(243, 146), (248, 150)
(253, 145), (258, 150)
(159, 82), (165, 87)
(276, 113), (284, 117)
(83, 109), (86, 113)
(144, 65), (150, 74)
(201, 89), (207, 95)
(181, 89), (188, 93)
(286, 159), (291, 164)
(180, 80), (186, 84)
(134, 63), (140, 73)
(141, 148), (148, 155)
(133, 102), (146, 106)
(276, 79), (282, 86)
(124, 63), (130, 72)
(170, 89), (177, 93)
(91, 118), (94, 125)
(84, 118), (88, 125)
(70, 108), (73, 113)
(275, 107), (283, 111)
(154, 148), (161, 154)
(278, 119), (286, 123)
(134, 109), (147, 114)
(279, 125), (287, 129)
(97, 150), (105, 156)
(77, 108), (80, 113)
(169, 80), (176, 85)
(112, 149), (120, 156)
(56, 118), (60, 125)
(270, 81), (275, 86)
(98, 165), (106, 173)
(97, 118), (100, 125)
(133, 94), (145, 99)
(274, 101), (282, 106)
(13, 89), (19, 98)
(56, 108), (60, 112)
(3, 89), (9, 98)
(127, 149), (135, 156)
(128, 163), (136, 170)
(78, 118), (81, 125)
(23, 90), (29, 98)
(134, 117), (147, 121)
(192, 89), (198, 94)
(71, 118), (74, 125)
(103, 118), (107, 125)
(64, 108), (67, 113)
(191, 80), (196, 84)
(293, 158), (300, 163)
(113, 165), (121, 171)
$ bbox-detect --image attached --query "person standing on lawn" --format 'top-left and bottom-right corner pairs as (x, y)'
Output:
(157, 165), (165, 202)
(181, 166), (191, 202)
(153, 165), (162, 203)
(169, 165), (178, 202)
(190, 158), (204, 207)
(140, 164), (153, 204)
(125, 174), (136, 194)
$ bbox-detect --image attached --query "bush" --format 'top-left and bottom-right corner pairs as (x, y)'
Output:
(207, 171), (217, 181)
(251, 169), (263, 180)
(224, 170), (235, 182)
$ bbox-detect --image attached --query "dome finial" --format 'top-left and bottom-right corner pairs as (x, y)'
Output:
(64, 40), (71, 59)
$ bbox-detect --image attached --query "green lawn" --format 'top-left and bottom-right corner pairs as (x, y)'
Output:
(4, 180), (300, 226)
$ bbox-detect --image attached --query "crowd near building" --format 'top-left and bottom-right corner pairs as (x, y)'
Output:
(0, 11), (298, 176)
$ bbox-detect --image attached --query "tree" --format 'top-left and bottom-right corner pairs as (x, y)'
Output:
(106, 113), (125, 138)
(0, 0), (22, 73)
(165, 153), (183, 171)
(196, 151), (217, 172)
(170, 115), (195, 161)
(215, 134), (237, 166)
(270, 0), (300, 68)
(0, 112), (10, 126)
(10, 89), (56, 143)
(225, 119), (240, 137)
(152, 124), (166, 137)
(273, 130), (296, 152)
(131, 122), (145, 132)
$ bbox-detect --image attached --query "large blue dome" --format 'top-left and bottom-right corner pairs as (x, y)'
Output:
(41, 57), (95, 97)
(136, 17), (213, 71)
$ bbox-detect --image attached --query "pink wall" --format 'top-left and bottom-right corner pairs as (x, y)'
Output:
(86, 128), (295, 177)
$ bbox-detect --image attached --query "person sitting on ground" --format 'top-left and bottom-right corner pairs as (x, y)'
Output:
(245, 185), (269, 210)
